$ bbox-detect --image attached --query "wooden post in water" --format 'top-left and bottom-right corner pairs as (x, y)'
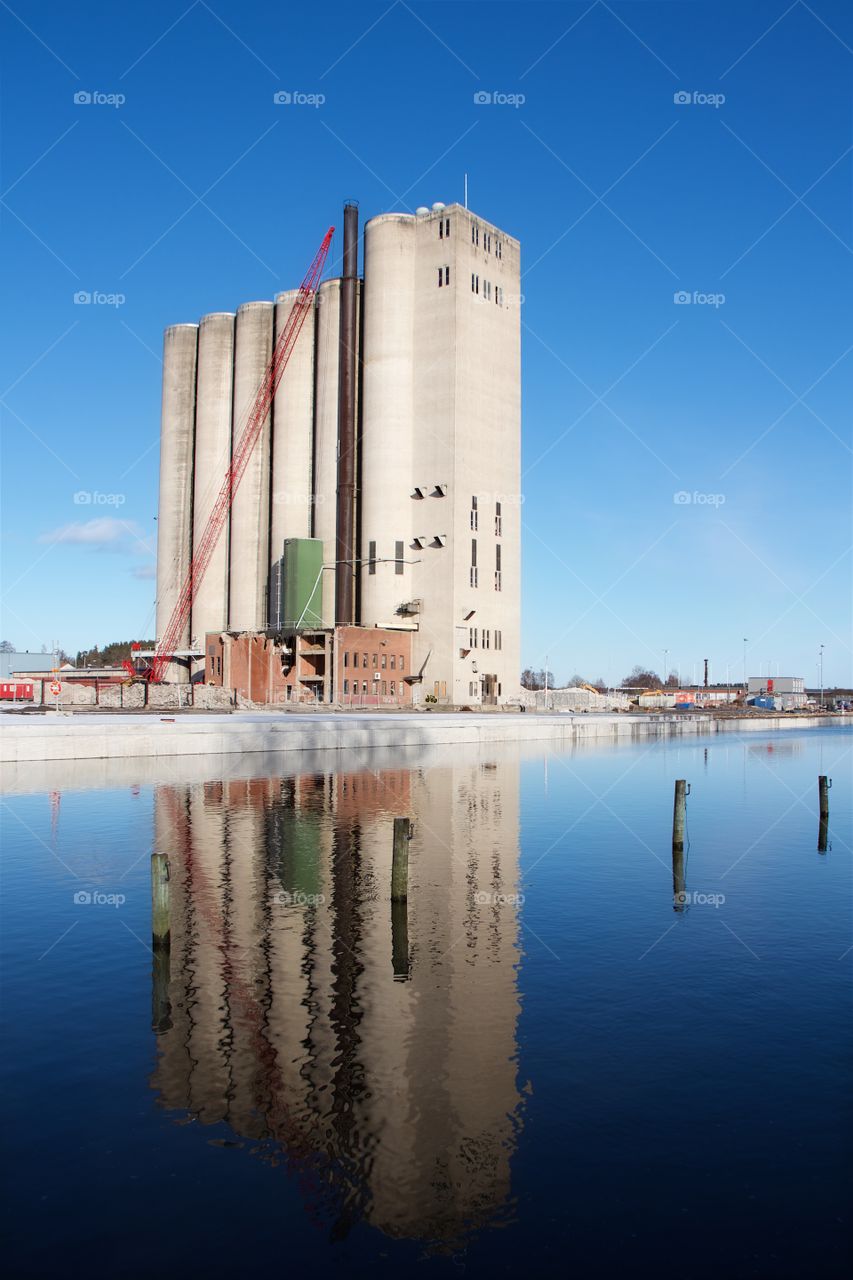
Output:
(151, 853), (171, 949)
(152, 946), (172, 1033)
(672, 780), (688, 852)
(672, 843), (687, 912)
(391, 817), (411, 903)
(391, 900), (411, 980)
(818, 776), (831, 853)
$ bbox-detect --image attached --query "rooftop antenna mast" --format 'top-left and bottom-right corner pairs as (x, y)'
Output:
(464, 173), (468, 209)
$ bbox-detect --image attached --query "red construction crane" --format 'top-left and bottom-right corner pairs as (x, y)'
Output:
(132, 226), (335, 685)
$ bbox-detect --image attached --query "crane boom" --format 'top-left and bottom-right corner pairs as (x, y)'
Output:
(149, 226), (335, 683)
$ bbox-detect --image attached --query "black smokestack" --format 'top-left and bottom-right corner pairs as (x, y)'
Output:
(335, 201), (358, 627)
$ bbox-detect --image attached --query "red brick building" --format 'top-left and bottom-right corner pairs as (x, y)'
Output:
(204, 626), (413, 707)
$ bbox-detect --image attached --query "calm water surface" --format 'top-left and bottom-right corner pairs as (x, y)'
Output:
(2, 729), (851, 1278)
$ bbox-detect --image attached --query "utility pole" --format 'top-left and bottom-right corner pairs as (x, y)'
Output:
(743, 637), (748, 691)
(663, 649), (668, 687)
(819, 644), (825, 710)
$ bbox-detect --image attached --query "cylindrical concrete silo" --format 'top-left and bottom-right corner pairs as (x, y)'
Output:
(191, 312), (234, 656)
(228, 301), (274, 632)
(155, 323), (198, 682)
(270, 290), (315, 575)
(312, 278), (341, 627)
(359, 216), (416, 626)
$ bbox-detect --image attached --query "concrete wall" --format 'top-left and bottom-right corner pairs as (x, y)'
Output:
(229, 302), (274, 631)
(270, 290), (315, 566)
(358, 205), (521, 704)
(192, 312), (234, 648)
(3, 712), (847, 764)
(312, 279), (341, 626)
(155, 324), (198, 681)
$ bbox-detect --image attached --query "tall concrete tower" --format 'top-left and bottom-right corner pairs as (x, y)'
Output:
(154, 202), (521, 702)
(359, 204), (521, 704)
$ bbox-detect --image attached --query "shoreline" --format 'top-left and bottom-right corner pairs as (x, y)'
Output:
(1, 710), (848, 765)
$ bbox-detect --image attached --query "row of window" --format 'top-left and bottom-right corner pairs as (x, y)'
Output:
(470, 274), (504, 305)
(468, 680), (503, 696)
(470, 496), (502, 534)
(468, 628), (503, 650)
(470, 538), (502, 591)
(343, 651), (406, 671)
(367, 541), (405, 574)
(343, 679), (399, 695)
(471, 223), (503, 258)
(437, 265), (450, 287)
(438, 217), (451, 239)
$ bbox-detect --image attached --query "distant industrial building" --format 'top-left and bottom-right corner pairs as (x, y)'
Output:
(747, 676), (807, 711)
(0, 651), (55, 680)
(155, 200), (521, 705)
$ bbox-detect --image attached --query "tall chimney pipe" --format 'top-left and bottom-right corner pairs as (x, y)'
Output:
(335, 201), (359, 626)
(704, 658), (709, 689)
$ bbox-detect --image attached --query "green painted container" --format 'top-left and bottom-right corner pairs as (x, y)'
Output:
(281, 537), (324, 630)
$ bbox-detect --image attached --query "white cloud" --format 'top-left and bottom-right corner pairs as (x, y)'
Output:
(38, 517), (146, 553)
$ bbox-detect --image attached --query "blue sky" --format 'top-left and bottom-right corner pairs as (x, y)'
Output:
(1, 0), (850, 685)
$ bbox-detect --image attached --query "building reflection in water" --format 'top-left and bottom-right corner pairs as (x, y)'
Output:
(150, 758), (524, 1245)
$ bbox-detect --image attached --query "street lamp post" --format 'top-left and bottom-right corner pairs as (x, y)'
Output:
(743, 637), (748, 691)
(663, 649), (668, 688)
(819, 644), (825, 710)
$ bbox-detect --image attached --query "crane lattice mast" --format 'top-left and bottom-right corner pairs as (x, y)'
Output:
(146, 226), (335, 684)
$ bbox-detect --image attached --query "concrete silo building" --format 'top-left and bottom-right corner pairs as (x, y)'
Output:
(154, 201), (521, 705)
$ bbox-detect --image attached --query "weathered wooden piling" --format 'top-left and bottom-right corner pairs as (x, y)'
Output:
(391, 818), (411, 903)
(672, 843), (687, 912)
(151, 946), (172, 1033)
(151, 852), (171, 949)
(818, 776), (831, 853)
(672, 780), (688, 852)
(391, 900), (411, 980)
